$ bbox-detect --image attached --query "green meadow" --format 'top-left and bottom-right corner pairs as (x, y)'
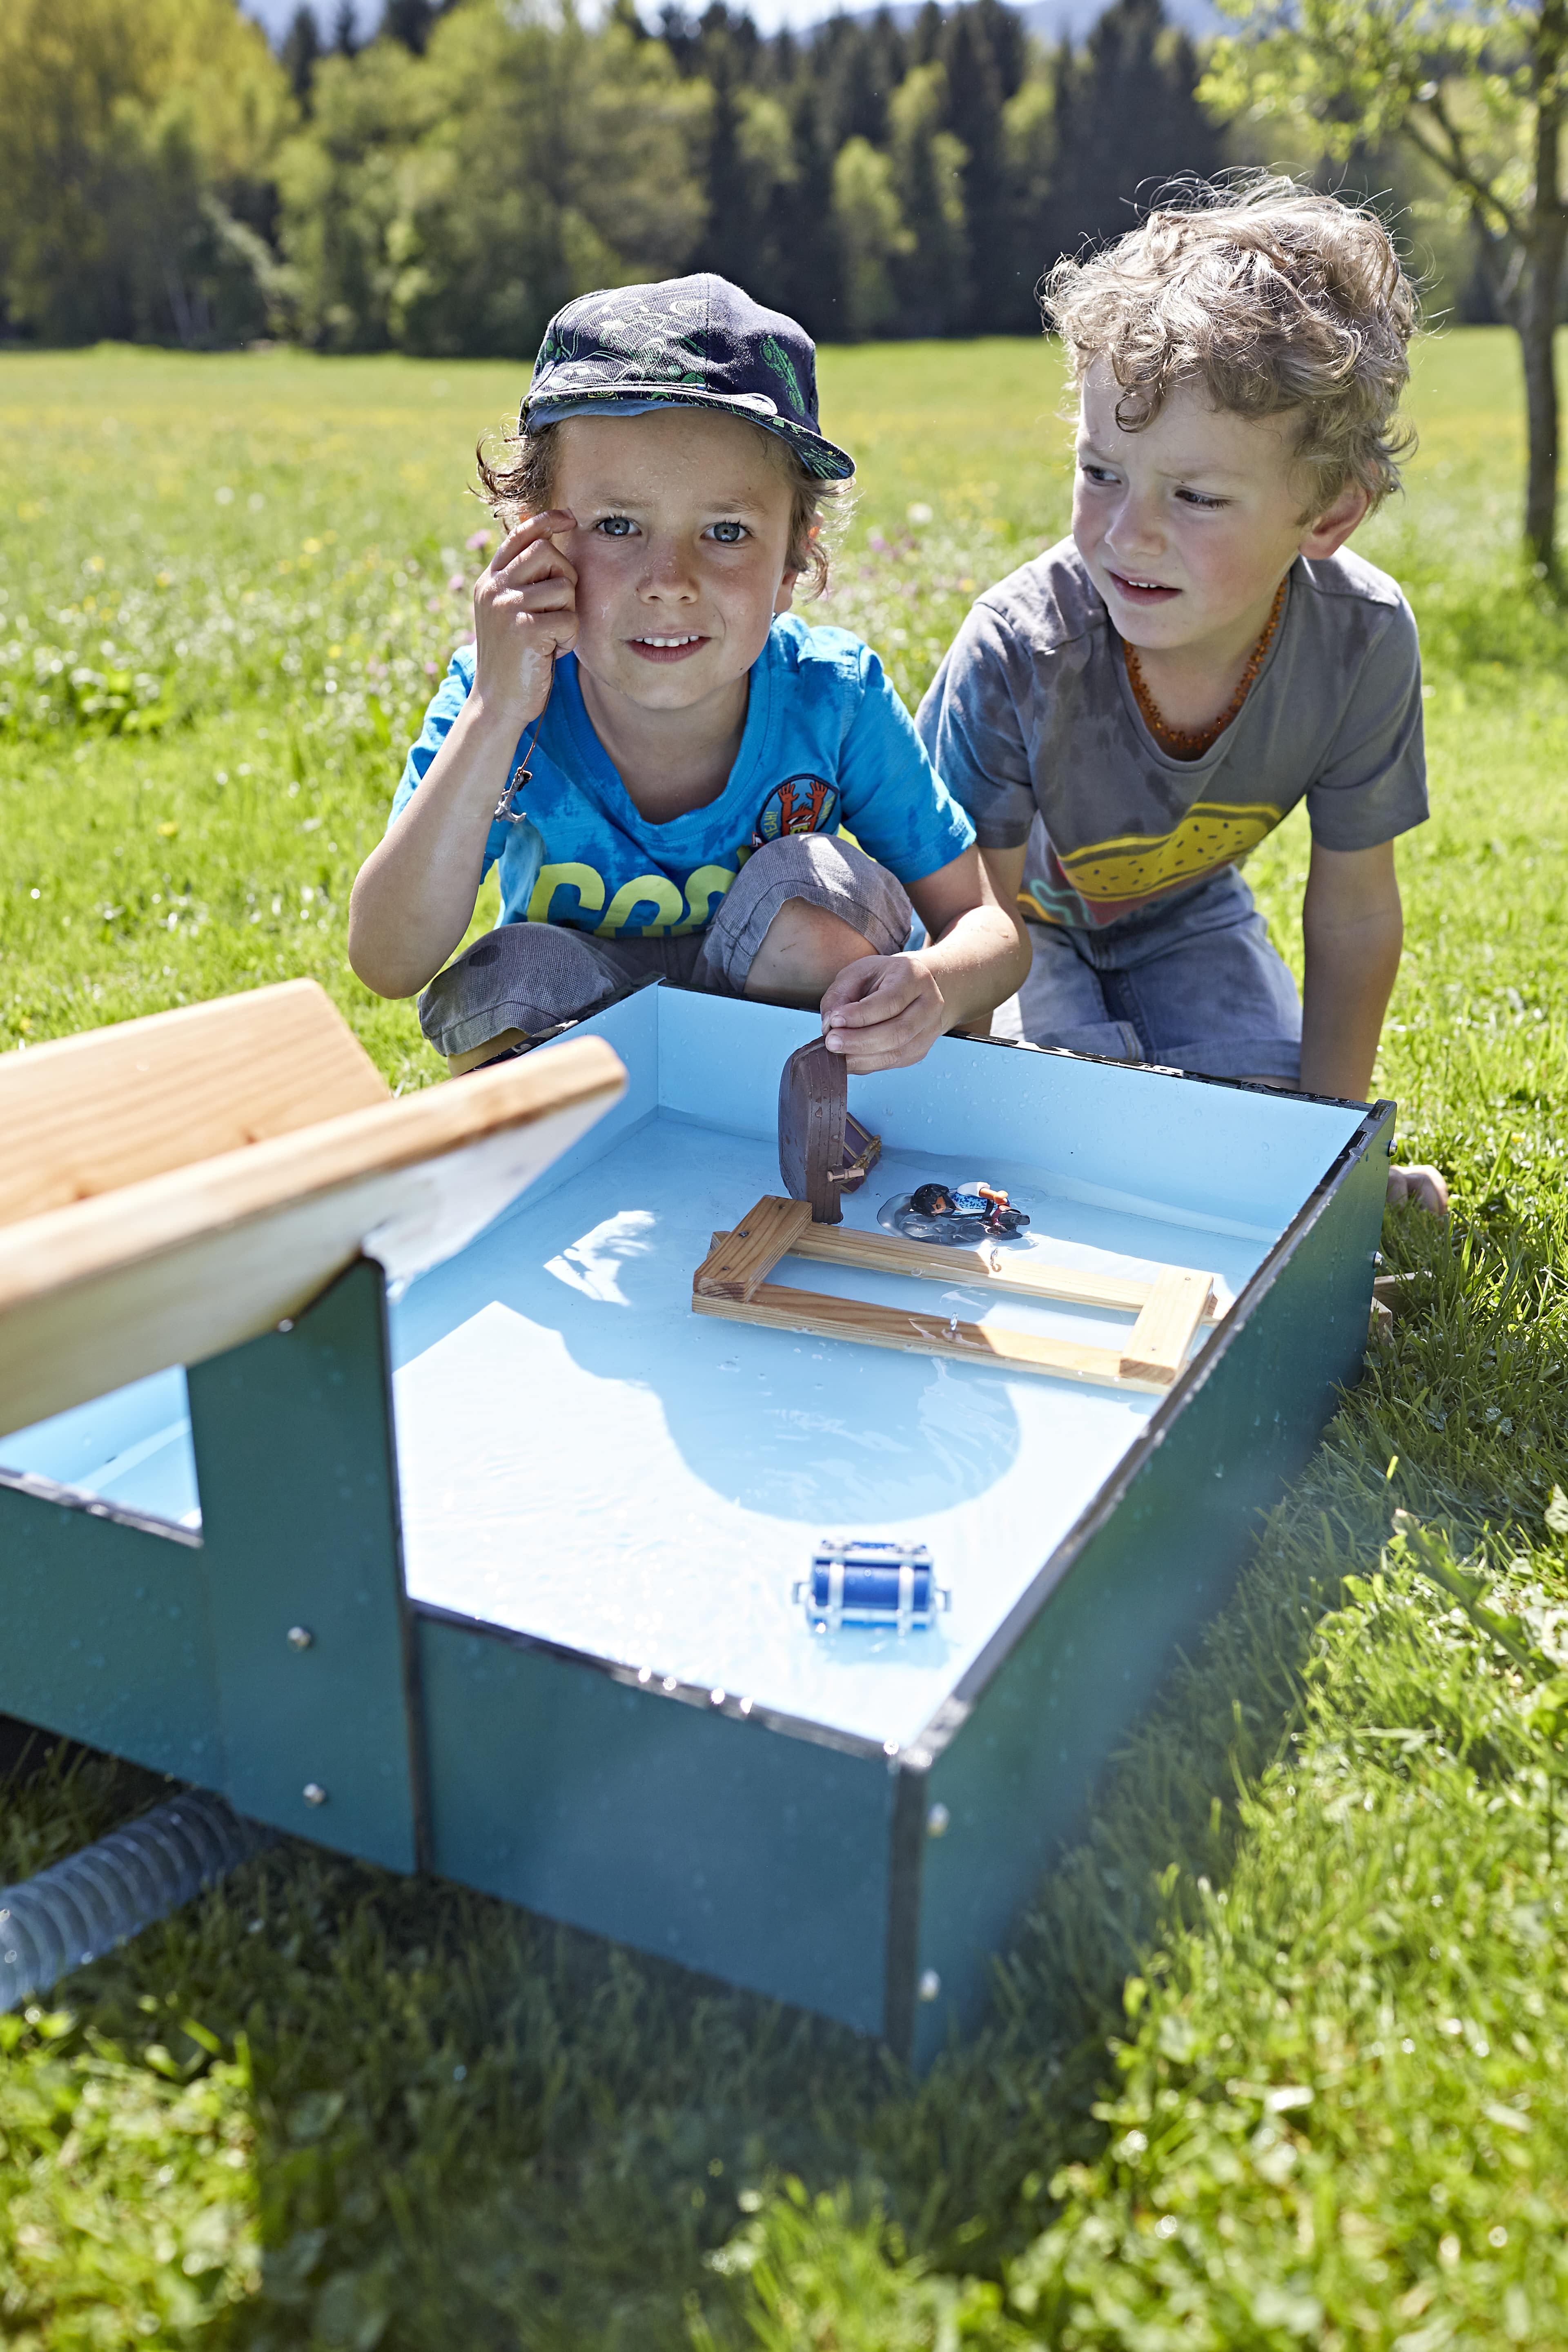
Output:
(0, 331), (1566, 2348)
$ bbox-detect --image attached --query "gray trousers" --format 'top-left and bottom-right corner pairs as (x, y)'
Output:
(419, 833), (915, 1062)
(992, 866), (1303, 1083)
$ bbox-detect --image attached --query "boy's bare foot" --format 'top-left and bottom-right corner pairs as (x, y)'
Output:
(1238, 1075), (1449, 1216)
(1387, 1162), (1449, 1216)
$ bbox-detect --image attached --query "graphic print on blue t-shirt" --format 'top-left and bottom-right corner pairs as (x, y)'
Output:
(388, 613), (973, 938)
(750, 774), (841, 849)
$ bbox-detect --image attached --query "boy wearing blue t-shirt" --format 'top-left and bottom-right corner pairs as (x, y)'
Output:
(350, 276), (1028, 1072)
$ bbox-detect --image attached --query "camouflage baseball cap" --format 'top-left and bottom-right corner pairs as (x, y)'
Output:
(523, 273), (854, 482)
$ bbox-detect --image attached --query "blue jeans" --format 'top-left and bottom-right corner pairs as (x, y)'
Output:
(994, 867), (1303, 1084)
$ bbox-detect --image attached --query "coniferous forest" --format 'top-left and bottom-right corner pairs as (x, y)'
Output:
(0, 0), (1482, 355)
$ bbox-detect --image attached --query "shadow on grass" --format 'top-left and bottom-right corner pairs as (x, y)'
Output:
(3, 1197), (1552, 2351)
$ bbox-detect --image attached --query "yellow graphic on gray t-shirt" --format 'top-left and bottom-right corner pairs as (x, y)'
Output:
(1021, 799), (1283, 927)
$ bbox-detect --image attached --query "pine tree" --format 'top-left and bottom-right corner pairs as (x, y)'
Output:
(908, 0), (943, 70)
(888, 61), (967, 336)
(775, 74), (842, 337)
(940, 4), (1005, 330)
(380, 0), (435, 54)
(973, 0), (1026, 102)
(1048, 0), (1220, 260)
(657, 4), (701, 76)
(837, 22), (890, 148)
(692, 11), (751, 283)
(866, 8), (908, 102)
(280, 4), (321, 108)
(804, 15), (858, 149)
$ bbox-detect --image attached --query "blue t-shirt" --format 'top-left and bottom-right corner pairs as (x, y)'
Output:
(388, 612), (974, 937)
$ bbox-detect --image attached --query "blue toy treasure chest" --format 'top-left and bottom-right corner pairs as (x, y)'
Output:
(0, 979), (1390, 2069)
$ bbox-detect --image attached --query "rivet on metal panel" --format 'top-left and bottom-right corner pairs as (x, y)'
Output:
(286, 1626), (314, 1651)
(926, 1803), (951, 1838)
(883, 1739), (899, 1757)
(276, 1318), (294, 1333)
(302, 1783), (328, 1806)
(918, 1969), (941, 2002)
(710, 1688), (726, 1707)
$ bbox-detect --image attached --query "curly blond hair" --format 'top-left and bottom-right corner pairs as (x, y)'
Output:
(1042, 175), (1419, 514)
(475, 418), (851, 599)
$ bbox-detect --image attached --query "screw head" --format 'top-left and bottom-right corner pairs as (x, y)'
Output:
(302, 1782), (327, 1807)
(287, 1625), (314, 1650)
(917, 1969), (941, 2003)
(926, 1802), (950, 1838)
(276, 1317), (294, 1333)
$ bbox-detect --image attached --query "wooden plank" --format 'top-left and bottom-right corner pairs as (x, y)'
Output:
(787, 1215), (1155, 1310)
(706, 1202), (1223, 1322)
(0, 1036), (626, 1435)
(0, 981), (390, 1230)
(695, 1196), (814, 1301)
(1119, 1265), (1214, 1383)
(778, 1040), (847, 1223)
(693, 1282), (1172, 1393)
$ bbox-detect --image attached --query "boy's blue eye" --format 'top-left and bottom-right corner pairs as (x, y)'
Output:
(710, 520), (748, 543)
(595, 516), (636, 537)
(1177, 490), (1227, 510)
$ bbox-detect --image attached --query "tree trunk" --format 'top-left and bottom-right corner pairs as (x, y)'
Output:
(1522, 0), (1567, 581)
(1519, 246), (1562, 578)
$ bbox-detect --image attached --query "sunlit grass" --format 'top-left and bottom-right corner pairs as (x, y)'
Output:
(0, 331), (1565, 2348)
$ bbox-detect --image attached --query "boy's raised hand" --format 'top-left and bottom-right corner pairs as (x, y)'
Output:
(820, 953), (948, 1074)
(473, 509), (578, 720)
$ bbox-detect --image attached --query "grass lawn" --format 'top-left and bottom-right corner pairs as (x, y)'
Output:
(0, 329), (1566, 2349)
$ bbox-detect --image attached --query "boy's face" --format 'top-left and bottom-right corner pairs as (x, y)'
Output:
(1071, 363), (1369, 662)
(548, 409), (799, 718)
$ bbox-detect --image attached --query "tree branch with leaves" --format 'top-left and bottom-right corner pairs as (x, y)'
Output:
(1203, 0), (1568, 581)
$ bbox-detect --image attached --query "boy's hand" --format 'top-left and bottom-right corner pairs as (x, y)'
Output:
(1388, 1162), (1449, 1216)
(473, 509), (578, 720)
(820, 953), (947, 1073)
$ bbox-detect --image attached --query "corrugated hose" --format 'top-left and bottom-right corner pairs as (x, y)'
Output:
(0, 1789), (273, 2011)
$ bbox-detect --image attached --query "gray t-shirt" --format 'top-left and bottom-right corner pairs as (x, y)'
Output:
(916, 538), (1428, 929)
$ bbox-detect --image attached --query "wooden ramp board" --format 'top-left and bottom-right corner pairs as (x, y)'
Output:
(693, 1195), (1217, 1395)
(0, 980), (390, 1229)
(0, 1026), (626, 1435)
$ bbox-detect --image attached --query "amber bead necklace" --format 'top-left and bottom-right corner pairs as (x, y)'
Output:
(1123, 576), (1287, 760)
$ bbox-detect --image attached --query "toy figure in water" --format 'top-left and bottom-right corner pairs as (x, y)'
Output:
(882, 1181), (1031, 1247)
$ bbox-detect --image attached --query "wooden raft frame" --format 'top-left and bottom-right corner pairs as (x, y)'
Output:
(693, 1196), (1220, 1394)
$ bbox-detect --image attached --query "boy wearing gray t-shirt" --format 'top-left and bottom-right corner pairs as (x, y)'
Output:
(919, 176), (1446, 1211)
